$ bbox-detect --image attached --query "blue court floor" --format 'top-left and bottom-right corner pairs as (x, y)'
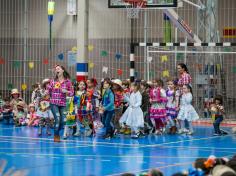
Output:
(0, 124), (235, 176)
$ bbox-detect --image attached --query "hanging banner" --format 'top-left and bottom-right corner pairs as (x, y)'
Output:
(67, 51), (77, 67)
(67, 0), (77, 15)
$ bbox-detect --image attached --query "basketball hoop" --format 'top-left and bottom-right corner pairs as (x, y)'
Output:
(123, 0), (147, 18)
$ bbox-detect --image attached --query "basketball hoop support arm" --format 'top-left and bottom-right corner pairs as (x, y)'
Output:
(181, 0), (205, 10)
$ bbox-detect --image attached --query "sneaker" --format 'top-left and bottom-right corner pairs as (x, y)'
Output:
(103, 133), (111, 139)
(213, 133), (221, 136)
(131, 132), (140, 139)
(155, 130), (162, 135)
(54, 135), (60, 142)
(84, 129), (92, 137)
(187, 131), (194, 135)
(74, 131), (81, 137)
(178, 129), (184, 134)
(63, 135), (68, 140)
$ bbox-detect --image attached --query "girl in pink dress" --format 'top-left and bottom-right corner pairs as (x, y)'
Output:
(149, 79), (167, 134)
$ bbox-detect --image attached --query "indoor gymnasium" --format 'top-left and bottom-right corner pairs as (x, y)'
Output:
(0, 0), (236, 175)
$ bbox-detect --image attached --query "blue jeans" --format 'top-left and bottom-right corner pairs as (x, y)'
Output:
(213, 116), (223, 134)
(50, 104), (66, 136)
(3, 112), (14, 124)
(102, 110), (114, 135)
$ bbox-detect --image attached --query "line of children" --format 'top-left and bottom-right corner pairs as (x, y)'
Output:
(1, 76), (227, 140)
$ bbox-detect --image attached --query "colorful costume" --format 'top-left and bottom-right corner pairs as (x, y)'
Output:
(37, 89), (53, 136)
(166, 89), (180, 133)
(74, 90), (89, 136)
(149, 88), (167, 132)
(86, 88), (99, 136)
(113, 90), (124, 133)
(63, 97), (76, 139)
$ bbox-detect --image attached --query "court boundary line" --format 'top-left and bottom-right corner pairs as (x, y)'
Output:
(0, 134), (233, 148)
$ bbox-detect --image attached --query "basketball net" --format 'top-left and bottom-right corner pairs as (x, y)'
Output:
(123, 0), (147, 18)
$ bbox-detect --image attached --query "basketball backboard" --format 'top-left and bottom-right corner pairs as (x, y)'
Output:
(108, 0), (178, 8)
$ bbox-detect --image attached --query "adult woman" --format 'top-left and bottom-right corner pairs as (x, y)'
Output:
(47, 65), (74, 142)
(177, 63), (192, 88)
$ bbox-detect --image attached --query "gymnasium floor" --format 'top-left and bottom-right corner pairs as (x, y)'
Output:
(0, 123), (235, 176)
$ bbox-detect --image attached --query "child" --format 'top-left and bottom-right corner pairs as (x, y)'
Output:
(27, 103), (39, 126)
(149, 79), (167, 135)
(2, 97), (14, 124)
(120, 80), (131, 135)
(177, 84), (199, 135)
(210, 95), (225, 136)
(120, 82), (144, 139)
(140, 81), (152, 134)
(111, 79), (124, 134)
(10, 89), (27, 118)
(121, 80), (130, 113)
(14, 101), (27, 126)
(63, 96), (77, 139)
(86, 78), (100, 136)
(37, 79), (53, 136)
(166, 79), (180, 134)
(100, 78), (115, 139)
(0, 93), (4, 118)
(74, 80), (88, 136)
(31, 83), (40, 106)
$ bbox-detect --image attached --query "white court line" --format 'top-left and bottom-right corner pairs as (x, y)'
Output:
(0, 141), (36, 145)
(0, 134), (233, 150)
(137, 161), (146, 164)
(68, 158), (77, 160)
(0, 135), (141, 147)
(138, 135), (232, 148)
(52, 157), (60, 159)
(35, 156), (45, 158)
(0, 126), (24, 130)
(21, 155), (29, 157)
(0, 145), (91, 150)
(0, 152), (219, 159)
(0, 137), (91, 146)
(119, 160), (128, 163)
(101, 160), (111, 162)
(84, 158), (94, 161)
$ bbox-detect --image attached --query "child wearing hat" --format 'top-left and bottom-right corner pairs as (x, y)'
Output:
(37, 79), (53, 136)
(14, 101), (28, 126)
(10, 88), (27, 118)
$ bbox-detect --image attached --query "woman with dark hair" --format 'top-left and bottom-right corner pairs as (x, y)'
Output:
(177, 63), (192, 88)
(47, 65), (74, 142)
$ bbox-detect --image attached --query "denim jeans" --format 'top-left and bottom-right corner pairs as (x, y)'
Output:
(50, 104), (66, 136)
(213, 116), (223, 134)
(102, 110), (114, 135)
(3, 112), (14, 124)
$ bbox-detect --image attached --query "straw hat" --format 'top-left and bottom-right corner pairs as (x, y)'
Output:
(11, 88), (20, 95)
(17, 101), (25, 108)
(112, 79), (122, 87)
(212, 165), (236, 176)
(28, 103), (35, 108)
(42, 78), (50, 84)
